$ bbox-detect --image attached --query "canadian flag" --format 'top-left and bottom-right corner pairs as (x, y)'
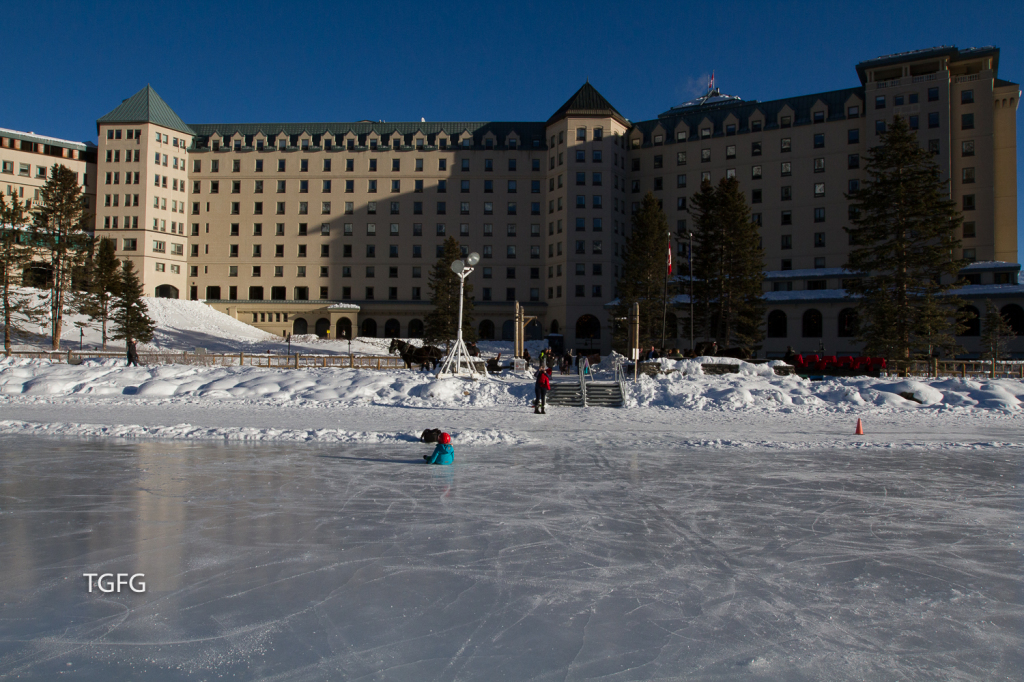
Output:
(667, 244), (672, 275)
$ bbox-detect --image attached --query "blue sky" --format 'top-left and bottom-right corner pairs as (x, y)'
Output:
(3, 0), (1022, 259)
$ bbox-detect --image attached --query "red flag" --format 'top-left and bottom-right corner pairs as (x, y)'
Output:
(668, 244), (672, 275)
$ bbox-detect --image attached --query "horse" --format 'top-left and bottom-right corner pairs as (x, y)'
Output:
(389, 338), (443, 370)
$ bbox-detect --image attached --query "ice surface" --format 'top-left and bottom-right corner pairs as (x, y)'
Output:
(1, 436), (1022, 680)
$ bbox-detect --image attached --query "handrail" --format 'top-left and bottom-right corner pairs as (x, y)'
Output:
(613, 357), (627, 404)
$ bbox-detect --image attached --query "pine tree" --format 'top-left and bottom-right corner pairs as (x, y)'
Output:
(111, 260), (155, 344)
(844, 116), (967, 368)
(0, 193), (44, 355)
(980, 299), (1015, 362)
(424, 236), (475, 348)
(84, 238), (121, 349)
(614, 192), (670, 348)
(32, 164), (89, 349)
(688, 178), (765, 351)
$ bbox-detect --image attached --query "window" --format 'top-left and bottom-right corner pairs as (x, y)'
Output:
(961, 113), (974, 130)
(781, 186), (792, 201)
(963, 221), (976, 238)
(848, 179), (860, 193)
(813, 133), (824, 149)
(751, 120), (762, 132)
(961, 89), (974, 104)
(781, 210), (792, 225)
(963, 248), (976, 262)
(677, 151), (687, 165)
(928, 139), (940, 155)
(814, 232), (826, 247)
(848, 128), (859, 144)
(875, 95), (885, 110)
(751, 189), (762, 204)
(781, 138), (791, 152)
(725, 145), (736, 159)
(875, 120), (886, 134)
(962, 194), (976, 211)
(780, 162), (792, 177)
(909, 115), (919, 130)
(928, 87), (938, 102)
(781, 234), (792, 249)
(700, 149), (711, 162)
(962, 140), (975, 157)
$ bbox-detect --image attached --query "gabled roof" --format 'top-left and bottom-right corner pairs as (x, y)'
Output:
(546, 82), (629, 127)
(97, 85), (194, 136)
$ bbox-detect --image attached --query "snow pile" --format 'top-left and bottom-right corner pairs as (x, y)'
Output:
(626, 369), (1024, 412)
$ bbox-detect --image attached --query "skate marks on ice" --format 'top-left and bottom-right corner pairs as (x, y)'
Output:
(0, 436), (1021, 680)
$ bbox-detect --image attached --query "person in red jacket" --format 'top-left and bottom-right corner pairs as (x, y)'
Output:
(534, 368), (550, 414)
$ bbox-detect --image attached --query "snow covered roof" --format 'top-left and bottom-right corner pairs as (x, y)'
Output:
(961, 261), (1020, 272)
(0, 126), (92, 151)
(327, 302), (361, 310)
(663, 88), (745, 114)
(764, 268), (852, 280)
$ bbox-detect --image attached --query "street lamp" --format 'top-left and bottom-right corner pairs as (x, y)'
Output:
(437, 252), (481, 376)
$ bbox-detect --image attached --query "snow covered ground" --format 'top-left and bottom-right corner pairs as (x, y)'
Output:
(1, 435), (1020, 680)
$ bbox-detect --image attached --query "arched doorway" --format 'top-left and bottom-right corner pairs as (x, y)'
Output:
(154, 284), (178, 299)
(958, 306), (980, 336)
(838, 308), (859, 337)
(1000, 304), (1024, 335)
(408, 319), (424, 338)
(315, 318), (331, 338)
(361, 318), (377, 337)
(336, 317), (352, 340)
(478, 319), (495, 340)
(767, 310), (787, 338)
(293, 318), (308, 335)
(802, 309), (822, 338)
(384, 318), (401, 337)
(501, 320), (515, 341)
(575, 314), (601, 340)
(525, 319), (543, 340)
(550, 319), (559, 334)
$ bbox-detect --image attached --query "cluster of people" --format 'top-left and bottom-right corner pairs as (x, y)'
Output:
(644, 347), (688, 360)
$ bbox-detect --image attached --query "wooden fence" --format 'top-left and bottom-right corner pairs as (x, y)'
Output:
(3, 350), (407, 370)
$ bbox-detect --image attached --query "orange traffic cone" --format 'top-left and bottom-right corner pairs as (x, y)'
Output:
(855, 418), (864, 435)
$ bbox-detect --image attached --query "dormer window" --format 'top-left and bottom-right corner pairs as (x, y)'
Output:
(725, 124), (736, 136)
(700, 128), (711, 139)
(676, 131), (687, 142)
(751, 120), (762, 132)
(631, 138), (640, 149)
(370, 138), (378, 150)
(416, 138), (425, 149)
(439, 137), (447, 149)
(256, 139), (265, 151)
(653, 135), (663, 145)
(301, 139), (310, 150)
(508, 138), (517, 149)
(324, 137), (333, 150)
(813, 111), (825, 123)
(485, 138), (494, 149)
(233, 139), (241, 151)
(781, 116), (792, 128)
(462, 138), (471, 148)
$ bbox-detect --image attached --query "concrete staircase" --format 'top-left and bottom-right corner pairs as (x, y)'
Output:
(546, 381), (584, 407)
(585, 381), (624, 407)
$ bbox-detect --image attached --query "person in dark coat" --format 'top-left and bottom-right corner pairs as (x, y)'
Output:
(783, 346), (797, 364)
(522, 348), (532, 368)
(534, 368), (550, 414)
(126, 338), (139, 367)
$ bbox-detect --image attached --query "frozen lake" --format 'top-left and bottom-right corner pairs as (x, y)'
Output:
(0, 436), (1021, 681)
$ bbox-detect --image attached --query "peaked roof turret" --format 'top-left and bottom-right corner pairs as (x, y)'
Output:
(547, 82), (629, 127)
(97, 85), (194, 136)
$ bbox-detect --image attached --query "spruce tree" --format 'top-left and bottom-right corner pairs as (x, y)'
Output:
(0, 193), (44, 355)
(111, 260), (155, 344)
(844, 116), (967, 368)
(32, 164), (89, 349)
(688, 178), (765, 351)
(980, 300), (1015, 362)
(85, 238), (121, 349)
(614, 192), (670, 348)
(424, 236), (475, 348)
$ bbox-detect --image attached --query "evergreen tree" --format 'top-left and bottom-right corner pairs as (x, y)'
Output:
(32, 164), (89, 349)
(688, 178), (765, 351)
(844, 116), (967, 368)
(0, 193), (44, 355)
(84, 237), (121, 349)
(613, 192), (670, 348)
(424, 236), (475, 348)
(111, 260), (155, 343)
(980, 299), (1015, 362)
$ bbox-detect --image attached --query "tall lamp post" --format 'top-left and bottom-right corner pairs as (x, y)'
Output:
(437, 252), (481, 376)
(689, 231), (694, 354)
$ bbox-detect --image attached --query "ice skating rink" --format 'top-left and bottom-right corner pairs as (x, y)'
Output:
(1, 435), (1021, 680)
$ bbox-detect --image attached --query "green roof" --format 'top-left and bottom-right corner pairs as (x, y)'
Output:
(97, 85), (194, 136)
(546, 82), (629, 127)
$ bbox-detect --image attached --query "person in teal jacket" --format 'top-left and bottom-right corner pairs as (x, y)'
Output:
(424, 432), (454, 465)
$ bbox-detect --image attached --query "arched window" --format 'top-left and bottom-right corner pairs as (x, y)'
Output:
(408, 319), (424, 338)
(501, 320), (515, 341)
(802, 309), (822, 338)
(1000, 304), (1024, 336)
(384, 318), (401, 337)
(336, 317), (352, 340)
(526, 319), (543, 340)
(838, 308), (859, 337)
(315, 318), (331, 338)
(767, 310), (787, 338)
(478, 319), (495, 340)
(958, 306), (980, 336)
(550, 319), (559, 334)
(361, 318), (377, 338)
(292, 317), (308, 335)
(575, 314), (601, 340)
(154, 284), (178, 299)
